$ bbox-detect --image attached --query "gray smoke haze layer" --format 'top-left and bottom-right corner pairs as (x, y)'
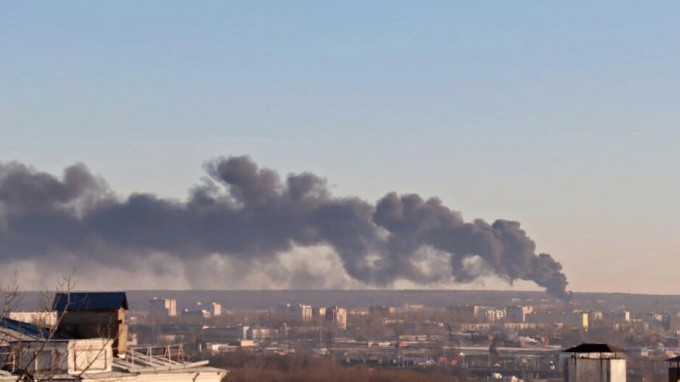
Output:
(0, 156), (568, 297)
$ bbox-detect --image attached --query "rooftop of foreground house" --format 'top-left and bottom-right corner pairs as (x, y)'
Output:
(1, 291), (227, 381)
(53, 292), (129, 312)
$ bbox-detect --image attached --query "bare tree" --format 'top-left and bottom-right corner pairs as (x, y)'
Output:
(1, 272), (22, 321)
(0, 272), (115, 381)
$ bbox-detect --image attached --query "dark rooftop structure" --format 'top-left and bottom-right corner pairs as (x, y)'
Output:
(52, 292), (128, 312)
(563, 343), (624, 354)
(52, 291), (129, 356)
(668, 355), (680, 381)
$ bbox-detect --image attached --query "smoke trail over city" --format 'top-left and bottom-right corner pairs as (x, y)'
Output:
(0, 156), (568, 297)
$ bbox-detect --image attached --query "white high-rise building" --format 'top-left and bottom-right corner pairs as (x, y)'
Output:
(210, 302), (222, 317)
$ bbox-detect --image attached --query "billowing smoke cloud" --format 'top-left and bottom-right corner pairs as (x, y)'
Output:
(0, 156), (568, 297)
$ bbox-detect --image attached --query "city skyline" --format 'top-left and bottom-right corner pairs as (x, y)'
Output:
(2, 2), (679, 294)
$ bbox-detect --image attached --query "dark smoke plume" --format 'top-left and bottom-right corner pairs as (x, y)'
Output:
(0, 157), (568, 297)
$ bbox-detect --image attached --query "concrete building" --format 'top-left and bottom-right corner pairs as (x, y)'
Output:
(201, 325), (249, 342)
(312, 306), (327, 321)
(277, 303), (312, 324)
(210, 302), (222, 317)
(182, 308), (211, 319)
(182, 302), (211, 319)
(567, 311), (589, 329)
(248, 327), (279, 340)
(53, 292), (129, 356)
(506, 306), (534, 323)
(148, 297), (177, 317)
(477, 307), (505, 322)
(669, 312), (680, 334)
(1, 291), (227, 382)
(563, 343), (626, 382)
(526, 310), (588, 328)
(643, 312), (666, 328)
(325, 306), (347, 330)
(448, 305), (480, 322)
(231, 325), (249, 340)
(607, 310), (631, 322)
(369, 305), (396, 315)
(0, 335), (227, 381)
(589, 310), (604, 321)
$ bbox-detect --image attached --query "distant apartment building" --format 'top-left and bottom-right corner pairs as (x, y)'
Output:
(210, 302), (222, 317)
(669, 312), (680, 334)
(202, 325), (249, 341)
(448, 305), (479, 322)
(504, 322), (564, 331)
(277, 303), (312, 324)
(248, 327), (279, 340)
(149, 297), (177, 317)
(563, 311), (589, 329)
(348, 308), (369, 317)
(233, 325), (249, 340)
(640, 311), (673, 330)
(506, 306), (534, 323)
(182, 309), (211, 319)
(643, 312), (665, 326)
(477, 307), (505, 322)
(325, 306), (347, 330)
(526, 310), (583, 327)
(588, 310), (604, 322)
(662, 313), (673, 331)
(312, 306), (327, 321)
(182, 302), (211, 319)
(606, 310), (630, 322)
(527, 310), (587, 328)
(369, 305), (396, 315)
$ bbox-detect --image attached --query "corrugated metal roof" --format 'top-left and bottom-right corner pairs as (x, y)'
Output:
(52, 292), (128, 312)
(563, 343), (624, 353)
(0, 317), (71, 341)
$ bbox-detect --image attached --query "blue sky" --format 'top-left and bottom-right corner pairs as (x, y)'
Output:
(2, 1), (679, 293)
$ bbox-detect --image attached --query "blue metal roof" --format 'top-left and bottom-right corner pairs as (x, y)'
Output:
(52, 292), (128, 312)
(0, 317), (72, 340)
